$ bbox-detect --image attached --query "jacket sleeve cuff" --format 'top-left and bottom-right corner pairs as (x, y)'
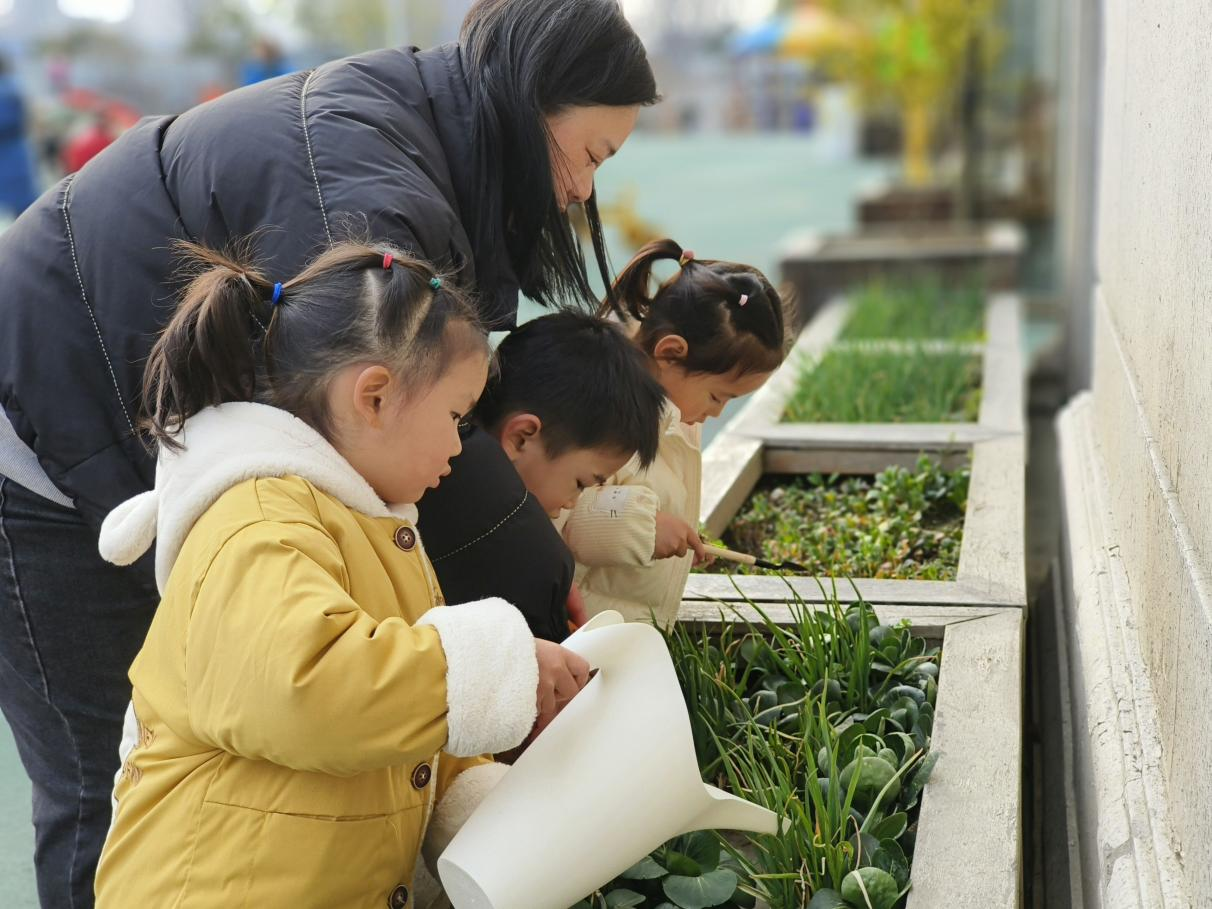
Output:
(422, 761), (510, 868)
(562, 485), (660, 568)
(417, 599), (537, 757)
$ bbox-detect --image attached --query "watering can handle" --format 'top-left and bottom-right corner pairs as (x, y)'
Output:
(559, 611), (668, 676)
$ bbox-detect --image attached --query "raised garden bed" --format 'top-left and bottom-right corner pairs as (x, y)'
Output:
(692, 430), (1022, 609)
(690, 287), (1025, 609)
(705, 457), (970, 582)
(666, 598), (1024, 909)
(779, 222), (1023, 328)
(855, 183), (1027, 226)
(729, 293), (1023, 473)
(576, 597), (952, 909)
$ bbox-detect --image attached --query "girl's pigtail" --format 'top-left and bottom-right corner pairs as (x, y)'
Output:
(142, 241), (270, 449)
(601, 237), (684, 323)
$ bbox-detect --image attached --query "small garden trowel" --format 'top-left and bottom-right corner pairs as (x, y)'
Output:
(703, 543), (811, 574)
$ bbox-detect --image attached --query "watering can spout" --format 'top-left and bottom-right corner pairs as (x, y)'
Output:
(682, 784), (784, 836)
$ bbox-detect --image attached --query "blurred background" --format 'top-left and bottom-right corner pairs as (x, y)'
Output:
(0, 0), (1058, 299)
(0, 1), (1062, 905)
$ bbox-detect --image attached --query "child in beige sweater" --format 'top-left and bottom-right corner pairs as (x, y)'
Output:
(562, 239), (789, 628)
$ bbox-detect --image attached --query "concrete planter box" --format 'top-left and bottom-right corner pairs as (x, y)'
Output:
(688, 293), (1026, 609)
(731, 293), (1025, 463)
(676, 601), (1024, 909)
(779, 222), (1024, 327)
(856, 183), (1026, 226)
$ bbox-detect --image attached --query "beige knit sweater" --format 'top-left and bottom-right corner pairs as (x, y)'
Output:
(561, 400), (701, 629)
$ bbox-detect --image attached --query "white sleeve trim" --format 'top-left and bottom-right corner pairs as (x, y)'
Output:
(417, 599), (537, 757)
(422, 762), (510, 868)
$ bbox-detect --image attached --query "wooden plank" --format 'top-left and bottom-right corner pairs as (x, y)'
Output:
(682, 573), (1024, 608)
(699, 433), (763, 540)
(956, 435), (1027, 606)
(676, 599), (1006, 639)
(757, 423), (993, 476)
(756, 421), (997, 448)
(829, 339), (986, 356)
(793, 221), (1025, 263)
(907, 610), (1024, 909)
(977, 294), (1026, 434)
(764, 446), (972, 476)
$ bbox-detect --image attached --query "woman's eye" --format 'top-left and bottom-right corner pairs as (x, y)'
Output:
(709, 394), (722, 404)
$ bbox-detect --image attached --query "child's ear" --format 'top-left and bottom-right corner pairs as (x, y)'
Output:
(351, 365), (394, 426)
(652, 334), (689, 364)
(498, 413), (543, 462)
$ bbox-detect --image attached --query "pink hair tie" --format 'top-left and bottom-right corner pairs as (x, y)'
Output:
(678, 249), (695, 267)
(738, 293), (749, 307)
(382, 253), (394, 269)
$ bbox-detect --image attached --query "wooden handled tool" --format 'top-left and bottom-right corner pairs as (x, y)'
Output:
(703, 544), (810, 574)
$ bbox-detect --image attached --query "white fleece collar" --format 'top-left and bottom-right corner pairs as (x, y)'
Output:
(98, 403), (413, 593)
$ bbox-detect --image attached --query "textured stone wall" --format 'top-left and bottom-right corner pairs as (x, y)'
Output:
(1084, 0), (1212, 900)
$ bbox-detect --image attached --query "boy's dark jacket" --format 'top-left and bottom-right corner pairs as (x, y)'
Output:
(416, 425), (572, 642)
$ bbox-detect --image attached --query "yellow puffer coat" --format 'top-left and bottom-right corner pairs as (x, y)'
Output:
(93, 403), (538, 908)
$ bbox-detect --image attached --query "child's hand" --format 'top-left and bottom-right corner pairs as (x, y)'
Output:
(565, 582), (589, 629)
(653, 512), (709, 565)
(533, 640), (591, 735)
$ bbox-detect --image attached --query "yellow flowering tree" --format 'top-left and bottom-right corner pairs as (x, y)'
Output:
(815, 0), (1003, 188)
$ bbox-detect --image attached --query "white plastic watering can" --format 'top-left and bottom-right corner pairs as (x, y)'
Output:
(437, 611), (781, 909)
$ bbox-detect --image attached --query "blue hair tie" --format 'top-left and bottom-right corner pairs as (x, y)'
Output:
(430, 277), (442, 291)
(270, 282), (283, 306)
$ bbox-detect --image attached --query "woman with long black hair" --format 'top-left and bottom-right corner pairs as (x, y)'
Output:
(0, 2), (657, 904)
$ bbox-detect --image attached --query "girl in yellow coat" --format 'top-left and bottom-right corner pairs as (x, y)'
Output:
(93, 242), (589, 907)
(563, 239), (789, 628)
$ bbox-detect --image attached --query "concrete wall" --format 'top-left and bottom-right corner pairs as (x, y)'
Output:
(1055, 0), (1101, 391)
(1059, 0), (1212, 904)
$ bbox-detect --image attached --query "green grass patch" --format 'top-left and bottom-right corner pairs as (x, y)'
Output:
(783, 348), (982, 423)
(840, 280), (986, 342)
(706, 456), (969, 581)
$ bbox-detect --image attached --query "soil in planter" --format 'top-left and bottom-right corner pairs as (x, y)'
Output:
(839, 279), (985, 341)
(705, 456), (969, 581)
(782, 346), (982, 423)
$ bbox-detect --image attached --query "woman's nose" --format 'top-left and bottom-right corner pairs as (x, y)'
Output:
(569, 171), (594, 205)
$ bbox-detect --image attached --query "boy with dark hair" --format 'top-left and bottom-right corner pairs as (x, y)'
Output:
(416, 311), (665, 641)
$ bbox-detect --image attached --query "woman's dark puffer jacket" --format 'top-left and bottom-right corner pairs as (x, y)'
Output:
(0, 44), (519, 528)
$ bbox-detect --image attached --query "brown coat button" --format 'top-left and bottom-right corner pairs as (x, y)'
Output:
(394, 526), (416, 551)
(411, 762), (432, 790)
(387, 884), (409, 908)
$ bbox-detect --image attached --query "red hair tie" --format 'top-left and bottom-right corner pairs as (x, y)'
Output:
(382, 253), (394, 270)
(678, 249), (695, 267)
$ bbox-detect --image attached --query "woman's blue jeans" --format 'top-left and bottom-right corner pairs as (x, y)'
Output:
(0, 477), (157, 908)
